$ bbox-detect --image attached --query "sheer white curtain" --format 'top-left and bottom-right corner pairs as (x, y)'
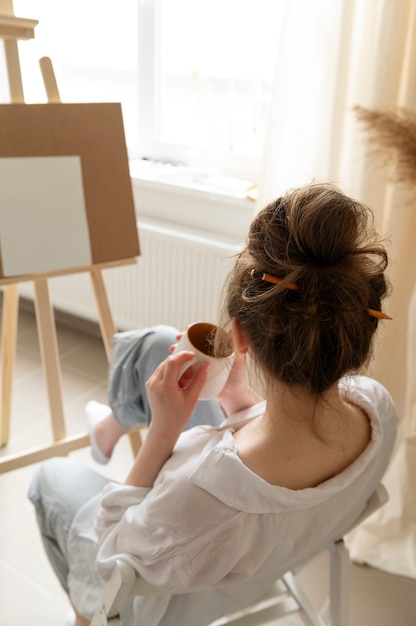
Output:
(257, 0), (416, 579)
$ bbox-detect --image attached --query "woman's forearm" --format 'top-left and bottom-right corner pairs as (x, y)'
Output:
(124, 424), (178, 488)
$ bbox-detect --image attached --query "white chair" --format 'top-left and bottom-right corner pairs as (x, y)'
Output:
(91, 484), (388, 626)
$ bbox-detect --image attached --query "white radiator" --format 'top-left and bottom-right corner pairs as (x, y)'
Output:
(18, 221), (239, 332)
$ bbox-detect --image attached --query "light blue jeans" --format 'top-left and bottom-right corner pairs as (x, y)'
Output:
(28, 325), (224, 616)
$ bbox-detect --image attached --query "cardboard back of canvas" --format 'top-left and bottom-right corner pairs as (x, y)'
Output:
(0, 102), (140, 281)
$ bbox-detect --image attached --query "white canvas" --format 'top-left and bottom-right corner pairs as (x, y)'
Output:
(0, 155), (92, 277)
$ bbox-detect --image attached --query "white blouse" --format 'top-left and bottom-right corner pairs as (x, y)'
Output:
(70, 376), (397, 625)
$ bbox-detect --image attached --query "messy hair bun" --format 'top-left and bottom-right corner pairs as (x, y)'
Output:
(224, 183), (389, 394)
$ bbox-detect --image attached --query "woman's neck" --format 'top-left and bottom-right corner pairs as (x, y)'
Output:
(233, 379), (370, 489)
(262, 381), (343, 436)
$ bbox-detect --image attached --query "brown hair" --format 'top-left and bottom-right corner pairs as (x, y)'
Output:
(222, 183), (389, 395)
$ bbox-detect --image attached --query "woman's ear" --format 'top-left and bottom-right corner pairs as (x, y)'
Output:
(231, 318), (249, 354)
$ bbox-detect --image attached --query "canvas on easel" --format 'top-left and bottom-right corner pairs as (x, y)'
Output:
(0, 3), (143, 473)
(0, 102), (140, 279)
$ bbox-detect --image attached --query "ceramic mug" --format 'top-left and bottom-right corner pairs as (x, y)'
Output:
(172, 321), (234, 400)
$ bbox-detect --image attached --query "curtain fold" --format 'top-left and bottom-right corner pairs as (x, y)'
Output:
(256, 0), (416, 579)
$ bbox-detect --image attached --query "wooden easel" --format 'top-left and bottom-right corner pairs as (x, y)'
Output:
(0, 2), (143, 473)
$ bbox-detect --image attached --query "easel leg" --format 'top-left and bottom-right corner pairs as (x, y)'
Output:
(4, 39), (24, 102)
(89, 269), (116, 360)
(89, 269), (143, 456)
(34, 278), (66, 441)
(1, 284), (19, 446)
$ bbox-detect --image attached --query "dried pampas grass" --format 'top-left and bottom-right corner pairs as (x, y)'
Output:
(355, 105), (416, 187)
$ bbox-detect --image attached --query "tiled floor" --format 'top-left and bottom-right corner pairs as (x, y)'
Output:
(0, 308), (415, 626)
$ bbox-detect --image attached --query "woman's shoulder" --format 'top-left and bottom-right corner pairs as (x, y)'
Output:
(339, 375), (397, 424)
(339, 375), (397, 468)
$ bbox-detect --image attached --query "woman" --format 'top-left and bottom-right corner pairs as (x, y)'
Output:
(29, 183), (397, 626)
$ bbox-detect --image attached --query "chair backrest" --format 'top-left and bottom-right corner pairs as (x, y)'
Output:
(91, 483), (389, 626)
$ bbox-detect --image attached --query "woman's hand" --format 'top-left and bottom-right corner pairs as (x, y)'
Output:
(168, 331), (194, 390)
(168, 332), (183, 353)
(145, 350), (208, 438)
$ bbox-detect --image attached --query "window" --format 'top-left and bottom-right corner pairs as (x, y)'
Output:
(12, 0), (139, 152)
(11, 0), (282, 181)
(138, 0), (282, 179)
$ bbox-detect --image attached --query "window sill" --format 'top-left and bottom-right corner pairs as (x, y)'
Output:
(129, 159), (256, 241)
